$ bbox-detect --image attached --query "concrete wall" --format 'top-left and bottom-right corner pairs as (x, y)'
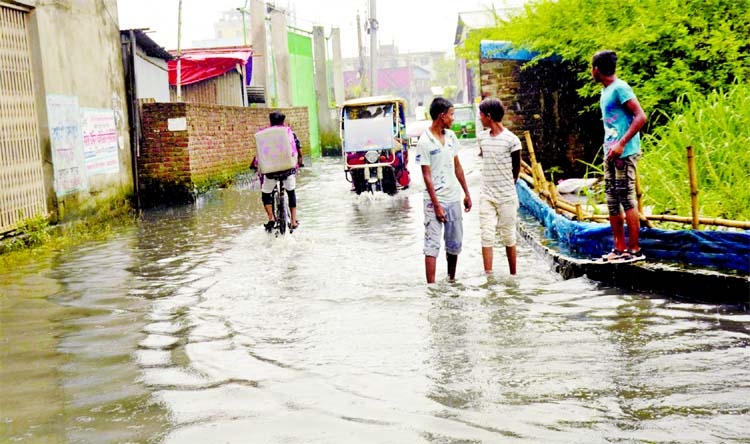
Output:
(135, 50), (170, 102)
(27, 0), (132, 218)
(138, 103), (309, 206)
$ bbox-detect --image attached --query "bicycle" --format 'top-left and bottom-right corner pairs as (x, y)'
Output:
(268, 170), (293, 237)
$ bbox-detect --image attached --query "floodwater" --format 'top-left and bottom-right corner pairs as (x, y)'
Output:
(1, 143), (749, 443)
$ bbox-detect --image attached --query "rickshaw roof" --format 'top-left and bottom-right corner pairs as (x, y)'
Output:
(342, 95), (405, 107)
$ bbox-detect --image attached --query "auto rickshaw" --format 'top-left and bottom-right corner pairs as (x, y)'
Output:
(341, 95), (410, 195)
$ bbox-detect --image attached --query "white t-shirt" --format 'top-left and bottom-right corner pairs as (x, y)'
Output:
(415, 129), (462, 203)
(478, 128), (521, 203)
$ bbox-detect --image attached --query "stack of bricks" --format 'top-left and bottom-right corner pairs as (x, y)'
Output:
(139, 102), (309, 206)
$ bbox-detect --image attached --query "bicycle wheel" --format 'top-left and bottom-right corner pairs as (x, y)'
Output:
(276, 186), (287, 235)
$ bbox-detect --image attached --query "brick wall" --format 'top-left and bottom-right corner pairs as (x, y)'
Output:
(138, 102), (309, 206)
(480, 58), (600, 178)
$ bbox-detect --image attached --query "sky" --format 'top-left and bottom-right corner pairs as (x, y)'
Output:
(117, 0), (525, 58)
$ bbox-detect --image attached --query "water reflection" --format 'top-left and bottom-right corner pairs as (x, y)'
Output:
(1, 153), (748, 443)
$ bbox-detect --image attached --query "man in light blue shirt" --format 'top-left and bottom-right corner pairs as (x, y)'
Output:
(415, 97), (472, 283)
(592, 50), (647, 263)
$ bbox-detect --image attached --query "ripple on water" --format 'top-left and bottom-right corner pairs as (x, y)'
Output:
(2, 154), (748, 443)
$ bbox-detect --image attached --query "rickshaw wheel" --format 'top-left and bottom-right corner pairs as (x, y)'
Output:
(351, 169), (367, 194)
(382, 168), (397, 195)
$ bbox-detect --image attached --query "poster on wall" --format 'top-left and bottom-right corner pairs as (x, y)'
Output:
(81, 108), (119, 176)
(46, 94), (87, 196)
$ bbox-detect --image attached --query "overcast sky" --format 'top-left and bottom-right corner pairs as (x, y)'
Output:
(118, 0), (525, 57)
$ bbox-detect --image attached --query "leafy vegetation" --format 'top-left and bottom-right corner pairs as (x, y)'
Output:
(0, 194), (137, 268)
(457, 0), (750, 221)
(459, 0), (749, 121)
(640, 83), (750, 221)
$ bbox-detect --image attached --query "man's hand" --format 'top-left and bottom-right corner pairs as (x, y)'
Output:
(434, 204), (447, 223)
(606, 140), (625, 161)
(464, 195), (472, 212)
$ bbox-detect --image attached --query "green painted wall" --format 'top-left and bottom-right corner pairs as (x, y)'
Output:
(288, 31), (320, 158)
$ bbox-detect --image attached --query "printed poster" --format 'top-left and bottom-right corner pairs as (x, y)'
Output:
(81, 108), (119, 176)
(46, 94), (86, 196)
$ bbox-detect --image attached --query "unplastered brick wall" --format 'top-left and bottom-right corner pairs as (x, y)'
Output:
(480, 58), (545, 165)
(479, 58), (592, 177)
(139, 102), (309, 205)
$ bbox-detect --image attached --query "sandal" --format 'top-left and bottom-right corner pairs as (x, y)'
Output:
(620, 249), (646, 263)
(601, 249), (624, 262)
(290, 221), (300, 230)
(263, 220), (275, 232)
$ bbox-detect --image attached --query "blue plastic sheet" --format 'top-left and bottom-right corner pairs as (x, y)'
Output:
(517, 180), (750, 274)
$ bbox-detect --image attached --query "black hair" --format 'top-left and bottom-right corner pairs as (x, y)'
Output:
(429, 97), (453, 120)
(269, 111), (286, 126)
(478, 97), (505, 123)
(592, 50), (617, 76)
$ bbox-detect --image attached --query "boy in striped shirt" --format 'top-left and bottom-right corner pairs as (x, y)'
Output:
(477, 98), (521, 275)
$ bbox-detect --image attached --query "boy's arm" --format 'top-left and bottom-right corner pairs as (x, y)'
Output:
(421, 165), (446, 222)
(293, 132), (304, 167)
(453, 156), (472, 212)
(607, 97), (647, 160)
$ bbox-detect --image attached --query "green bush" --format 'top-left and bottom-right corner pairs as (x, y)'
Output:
(640, 83), (750, 221)
(459, 0), (750, 122)
(320, 130), (342, 156)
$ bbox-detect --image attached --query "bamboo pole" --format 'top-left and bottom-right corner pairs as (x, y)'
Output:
(643, 214), (750, 229)
(686, 146), (700, 229)
(524, 131), (538, 170)
(575, 203), (584, 221)
(524, 131), (542, 190)
(635, 171), (653, 228)
(519, 162), (750, 229)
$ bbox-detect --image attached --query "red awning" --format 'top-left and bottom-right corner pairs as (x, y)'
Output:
(168, 47), (252, 86)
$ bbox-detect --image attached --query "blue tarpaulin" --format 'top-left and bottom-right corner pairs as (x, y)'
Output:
(480, 40), (537, 61)
(517, 180), (750, 274)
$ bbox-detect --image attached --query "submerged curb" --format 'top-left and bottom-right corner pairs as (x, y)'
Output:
(518, 219), (750, 307)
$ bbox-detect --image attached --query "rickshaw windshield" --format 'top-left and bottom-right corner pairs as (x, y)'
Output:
(342, 103), (396, 153)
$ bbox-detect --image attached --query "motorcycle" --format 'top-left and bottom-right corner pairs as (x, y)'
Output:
(341, 96), (410, 195)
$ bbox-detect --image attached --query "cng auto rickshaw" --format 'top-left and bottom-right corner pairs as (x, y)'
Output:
(341, 96), (411, 195)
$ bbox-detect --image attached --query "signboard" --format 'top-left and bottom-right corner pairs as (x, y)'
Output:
(46, 94), (86, 196)
(81, 108), (119, 176)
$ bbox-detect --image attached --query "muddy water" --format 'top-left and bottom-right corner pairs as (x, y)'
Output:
(1, 145), (748, 443)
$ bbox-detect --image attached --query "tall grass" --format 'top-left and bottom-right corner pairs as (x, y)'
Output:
(640, 83), (750, 222)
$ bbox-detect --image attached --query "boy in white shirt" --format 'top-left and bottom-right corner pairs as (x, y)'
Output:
(415, 97), (472, 283)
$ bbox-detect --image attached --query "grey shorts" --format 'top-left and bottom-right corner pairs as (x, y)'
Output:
(604, 154), (639, 216)
(423, 200), (463, 257)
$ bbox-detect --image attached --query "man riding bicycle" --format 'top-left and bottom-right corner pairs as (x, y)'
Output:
(254, 111), (304, 232)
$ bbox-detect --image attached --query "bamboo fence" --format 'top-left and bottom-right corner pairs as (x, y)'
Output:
(519, 132), (750, 230)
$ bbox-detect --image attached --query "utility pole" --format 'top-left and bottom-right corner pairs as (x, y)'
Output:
(368, 0), (378, 95)
(176, 0), (183, 101)
(356, 13), (366, 94)
(238, 0), (249, 45)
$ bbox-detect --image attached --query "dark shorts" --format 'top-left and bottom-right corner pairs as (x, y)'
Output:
(604, 154), (639, 216)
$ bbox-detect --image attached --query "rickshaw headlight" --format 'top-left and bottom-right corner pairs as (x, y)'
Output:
(364, 150), (380, 163)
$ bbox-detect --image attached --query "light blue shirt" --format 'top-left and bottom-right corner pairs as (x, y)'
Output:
(600, 78), (641, 158)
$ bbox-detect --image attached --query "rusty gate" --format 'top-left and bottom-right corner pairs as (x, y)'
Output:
(0, 3), (47, 234)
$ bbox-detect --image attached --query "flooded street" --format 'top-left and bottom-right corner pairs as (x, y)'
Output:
(2, 144), (749, 443)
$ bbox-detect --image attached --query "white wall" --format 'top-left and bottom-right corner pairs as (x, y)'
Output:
(135, 51), (170, 102)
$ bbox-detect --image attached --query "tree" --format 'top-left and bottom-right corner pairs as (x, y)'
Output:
(457, 0), (750, 121)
